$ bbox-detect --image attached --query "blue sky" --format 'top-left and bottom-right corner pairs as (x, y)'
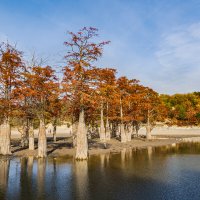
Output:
(1, 0), (200, 94)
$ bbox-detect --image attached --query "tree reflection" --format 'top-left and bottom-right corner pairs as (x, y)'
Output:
(0, 158), (10, 199)
(20, 157), (36, 200)
(37, 158), (46, 199)
(27, 157), (34, 177)
(147, 146), (153, 160)
(74, 160), (88, 200)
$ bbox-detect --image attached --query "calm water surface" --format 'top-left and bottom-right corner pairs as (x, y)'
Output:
(1, 143), (200, 200)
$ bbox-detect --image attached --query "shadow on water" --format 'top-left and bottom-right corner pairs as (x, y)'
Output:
(1, 143), (200, 199)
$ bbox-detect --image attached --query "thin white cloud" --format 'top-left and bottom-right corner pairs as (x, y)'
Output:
(155, 22), (200, 93)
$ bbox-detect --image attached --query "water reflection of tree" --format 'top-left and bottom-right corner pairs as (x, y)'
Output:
(121, 148), (127, 168)
(120, 148), (134, 169)
(147, 146), (153, 160)
(100, 153), (110, 169)
(74, 161), (88, 200)
(37, 158), (46, 200)
(118, 147), (156, 173)
(20, 157), (35, 200)
(27, 157), (34, 177)
(0, 158), (10, 200)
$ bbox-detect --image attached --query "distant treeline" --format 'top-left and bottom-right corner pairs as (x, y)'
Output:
(161, 92), (200, 126)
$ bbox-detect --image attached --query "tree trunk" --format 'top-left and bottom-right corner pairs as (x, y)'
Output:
(105, 103), (110, 140)
(146, 125), (151, 140)
(52, 117), (57, 142)
(38, 119), (47, 157)
(72, 121), (78, 147)
(126, 124), (132, 142)
(120, 98), (126, 143)
(126, 132), (131, 142)
(116, 124), (120, 138)
(75, 109), (88, 160)
(53, 124), (57, 142)
(0, 119), (11, 155)
(21, 120), (29, 148)
(135, 123), (140, 137)
(99, 103), (105, 141)
(87, 124), (92, 140)
(29, 124), (34, 150)
(120, 123), (126, 143)
(105, 117), (110, 140)
(146, 110), (152, 140)
(110, 123), (113, 137)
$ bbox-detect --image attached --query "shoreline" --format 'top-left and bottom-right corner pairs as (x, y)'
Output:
(10, 137), (181, 158)
(7, 125), (200, 159)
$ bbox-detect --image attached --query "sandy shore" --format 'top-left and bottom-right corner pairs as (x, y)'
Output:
(7, 126), (200, 158)
(11, 137), (179, 158)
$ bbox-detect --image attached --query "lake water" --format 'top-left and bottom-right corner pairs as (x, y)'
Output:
(1, 143), (200, 200)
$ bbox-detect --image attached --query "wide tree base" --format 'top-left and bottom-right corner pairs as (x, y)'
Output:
(0, 141), (12, 155)
(0, 122), (11, 155)
(29, 137), (35, 150)
(75, 109), (88, 160)
(75, 150), (88, 160)
(38, 138), (47, 157)
(126, 132), (132, 142)
(120, 124), (127, 143)
(146, 125), (152, 140)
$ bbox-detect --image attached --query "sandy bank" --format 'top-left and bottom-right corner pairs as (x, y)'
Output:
(8, 126), (200, 158)
(12, 137), (179, 158)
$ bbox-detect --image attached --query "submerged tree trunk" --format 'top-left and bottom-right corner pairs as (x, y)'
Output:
(0, 119), (11, 155)
(29, 124), (34, 150)
(38, 119), (47, 157)
(75, 109), (88, 160)
(99, 103), (106, 141)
